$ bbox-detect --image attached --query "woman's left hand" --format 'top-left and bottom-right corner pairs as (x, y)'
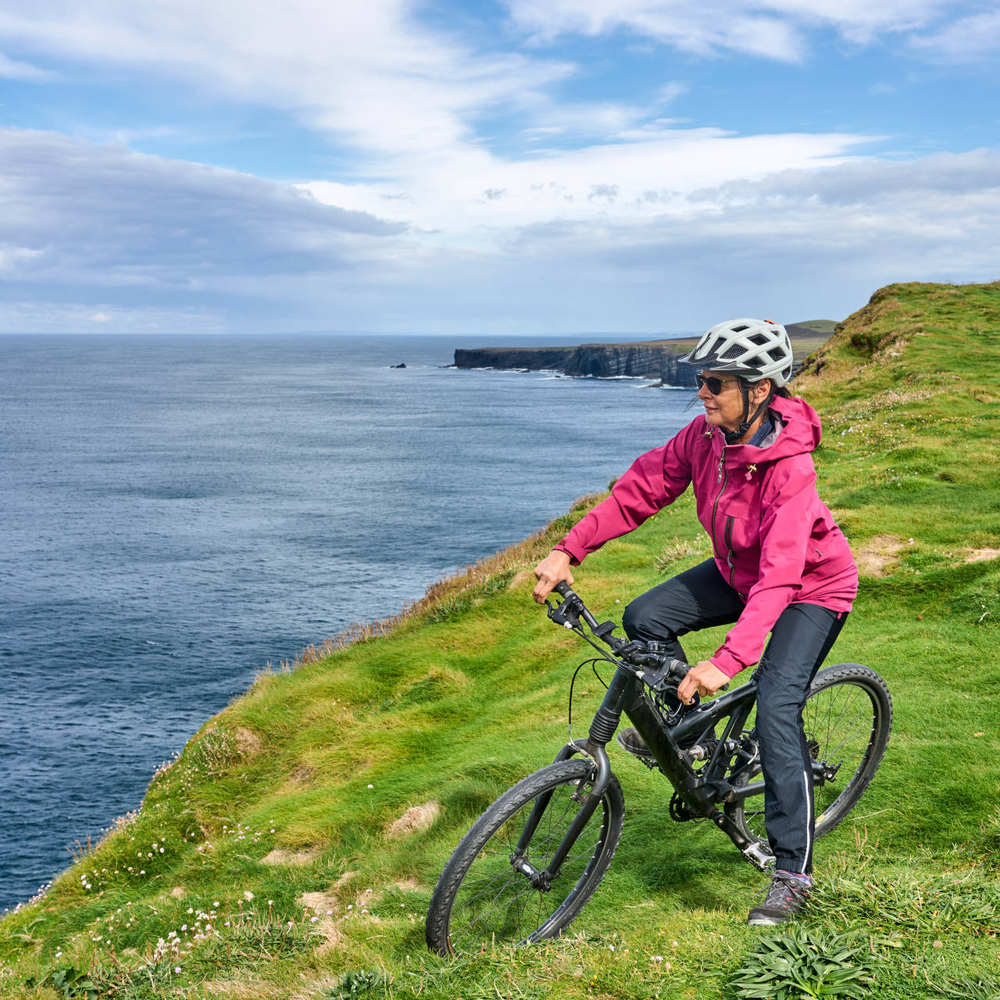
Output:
(677, 661), (731, 705)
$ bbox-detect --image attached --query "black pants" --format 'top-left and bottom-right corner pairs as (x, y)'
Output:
(622, 559), (847, 874)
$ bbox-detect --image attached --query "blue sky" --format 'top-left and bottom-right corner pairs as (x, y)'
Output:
(0, 0), (998, 334)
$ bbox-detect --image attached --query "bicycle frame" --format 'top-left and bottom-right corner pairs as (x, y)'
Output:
(525, 584), (781, 876)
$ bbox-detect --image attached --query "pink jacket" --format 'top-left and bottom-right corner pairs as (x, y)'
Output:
(556, 395), (858, 678)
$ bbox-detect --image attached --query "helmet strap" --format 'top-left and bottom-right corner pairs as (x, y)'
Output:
(723, 381), (773, 445)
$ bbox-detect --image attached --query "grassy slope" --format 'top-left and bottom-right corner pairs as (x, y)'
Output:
(3, 282), (1000, 1000)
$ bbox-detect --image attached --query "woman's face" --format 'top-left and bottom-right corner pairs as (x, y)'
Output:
(698, 370), (770, 431)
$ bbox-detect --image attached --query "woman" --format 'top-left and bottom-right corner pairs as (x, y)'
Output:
(532, 318), (858, 926)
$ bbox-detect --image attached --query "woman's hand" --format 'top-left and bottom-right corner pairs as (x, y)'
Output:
(677, 660), (730, 705)
(533, 550), (574, 604)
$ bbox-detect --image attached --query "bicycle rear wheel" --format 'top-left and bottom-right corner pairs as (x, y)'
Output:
(726, 663), (892, 848)
(425, 758), (624, 955)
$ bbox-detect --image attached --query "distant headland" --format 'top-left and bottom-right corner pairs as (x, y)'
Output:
(452, 321), (836, 386)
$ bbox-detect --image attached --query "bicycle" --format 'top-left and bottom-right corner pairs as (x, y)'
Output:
(425, 583), (892, 955)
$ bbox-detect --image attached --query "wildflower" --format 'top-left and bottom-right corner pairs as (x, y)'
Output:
(367, 784), (374, 789)
(243, 891), (254, 901)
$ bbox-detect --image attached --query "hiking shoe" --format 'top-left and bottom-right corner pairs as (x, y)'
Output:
(616, 728), (655, 760)
(747, 873), (811, 926)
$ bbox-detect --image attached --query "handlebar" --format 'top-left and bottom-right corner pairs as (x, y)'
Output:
(546, 582), (693, 696)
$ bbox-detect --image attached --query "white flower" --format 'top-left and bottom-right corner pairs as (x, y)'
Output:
(367, 784), (374, 789)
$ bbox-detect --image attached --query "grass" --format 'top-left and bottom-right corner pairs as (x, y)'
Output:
(3, 280), (1000, 998)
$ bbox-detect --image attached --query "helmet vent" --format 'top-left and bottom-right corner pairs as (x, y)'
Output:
(721, 344), (745, 360)
(732, 324), (749, 333)
(749, 334), (768, 346)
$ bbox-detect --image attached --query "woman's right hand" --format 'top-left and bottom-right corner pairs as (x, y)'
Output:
(532, 549), (574, 604)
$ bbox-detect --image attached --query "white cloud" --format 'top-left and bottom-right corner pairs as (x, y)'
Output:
(302, 126), (874, 239)
(0, 49), (56, 80)
(0, 0), (572, 167)
(911, 7), (1000, 60)
(507, 0), (955, 57)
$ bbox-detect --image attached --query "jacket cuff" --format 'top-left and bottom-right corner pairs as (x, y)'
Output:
(554, 542), (586, 567)
(710, 648), (745, 679)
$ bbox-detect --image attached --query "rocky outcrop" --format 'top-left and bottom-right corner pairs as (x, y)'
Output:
(453, 346), (578, 372)
(453, 340), (699, 386)
(452, 324), (832, 386)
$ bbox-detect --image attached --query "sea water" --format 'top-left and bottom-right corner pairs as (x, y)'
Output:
(0, 333), (696, 911)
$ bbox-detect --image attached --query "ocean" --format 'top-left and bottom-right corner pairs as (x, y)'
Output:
(0, 333), (696, 912)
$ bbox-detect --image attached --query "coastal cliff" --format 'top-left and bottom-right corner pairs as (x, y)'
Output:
(453, 322), (833, 385)
(9, 291), (1000, 999)
(453, 340), (698, 384)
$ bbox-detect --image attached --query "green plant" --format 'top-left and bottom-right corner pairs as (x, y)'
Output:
(730, 925), (874, 1000)
(24, 966), (100, 999)
(928, 976), (1000, 1000)
(323, 967), (389, 997)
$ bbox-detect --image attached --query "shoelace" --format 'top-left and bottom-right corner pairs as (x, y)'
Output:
(762, 875), (808, 907)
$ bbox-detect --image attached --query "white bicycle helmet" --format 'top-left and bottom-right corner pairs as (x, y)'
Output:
(679, 318), (793, 387)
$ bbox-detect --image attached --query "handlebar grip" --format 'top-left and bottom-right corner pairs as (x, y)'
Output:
(668, 657), (692, 680)
(553, 581), (573, 598)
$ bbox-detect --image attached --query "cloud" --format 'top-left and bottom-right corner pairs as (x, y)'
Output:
(0, 49), (56, 80)
(0, 0), (573, 166)
(911, 7), (1000, 60)
(507, 0), (957, 58)
(0, 128), (404, 325)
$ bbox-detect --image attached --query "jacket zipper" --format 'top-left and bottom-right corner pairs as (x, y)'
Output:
(724, 515), (736, 586)
(710, 450), (728, 561)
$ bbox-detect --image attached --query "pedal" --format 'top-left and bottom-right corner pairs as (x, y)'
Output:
(741, 842), (776, 872)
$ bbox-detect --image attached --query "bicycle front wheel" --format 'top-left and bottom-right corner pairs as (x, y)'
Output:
(727, 663), (892, 848)
(425, 758), (624, 955)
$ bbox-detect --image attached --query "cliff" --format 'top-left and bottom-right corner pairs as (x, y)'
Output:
(453, 322), (834, 385)
(5, 291), (1000, 999)
(453, 339), (699, 384)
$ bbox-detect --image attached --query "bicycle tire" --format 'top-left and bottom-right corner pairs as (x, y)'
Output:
(425, 758), (624, 955)
(725, 663), (892, 848)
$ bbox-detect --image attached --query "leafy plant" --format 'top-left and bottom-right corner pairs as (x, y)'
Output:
(24, 966), (100, 999)
(323, 967), (389, 998)
(731, 925), (874, 1000)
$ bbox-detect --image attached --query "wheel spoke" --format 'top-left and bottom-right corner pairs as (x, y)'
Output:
(429, 760), (623, 953)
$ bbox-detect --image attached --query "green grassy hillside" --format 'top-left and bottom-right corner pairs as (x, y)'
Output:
(3, 282), (1000, 1000)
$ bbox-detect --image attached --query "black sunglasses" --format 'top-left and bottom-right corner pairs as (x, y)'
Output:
(696, 373), (741, 395)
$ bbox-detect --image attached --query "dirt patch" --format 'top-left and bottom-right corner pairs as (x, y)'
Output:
(386, 802), (441, 840)
(233, 727), (263, 759)
(854, 535), (905, 577)
(395, 878), (422, 893)
(261, 846), (321, 866)
(965, 548), (1000, 563)
(286, 765), (316, 787)
(298, 892), (344, 953)
(510, 568), (535, 590)
(169, 886), (186, 899)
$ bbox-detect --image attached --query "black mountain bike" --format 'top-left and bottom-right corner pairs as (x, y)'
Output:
(426, 583), (892, 955)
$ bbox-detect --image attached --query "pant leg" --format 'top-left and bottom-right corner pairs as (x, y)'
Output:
(621, 558), (746, 662)
(754, 603), (848, 875)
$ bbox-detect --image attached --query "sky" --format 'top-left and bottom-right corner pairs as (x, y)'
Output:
(0, 0), (998, 335)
